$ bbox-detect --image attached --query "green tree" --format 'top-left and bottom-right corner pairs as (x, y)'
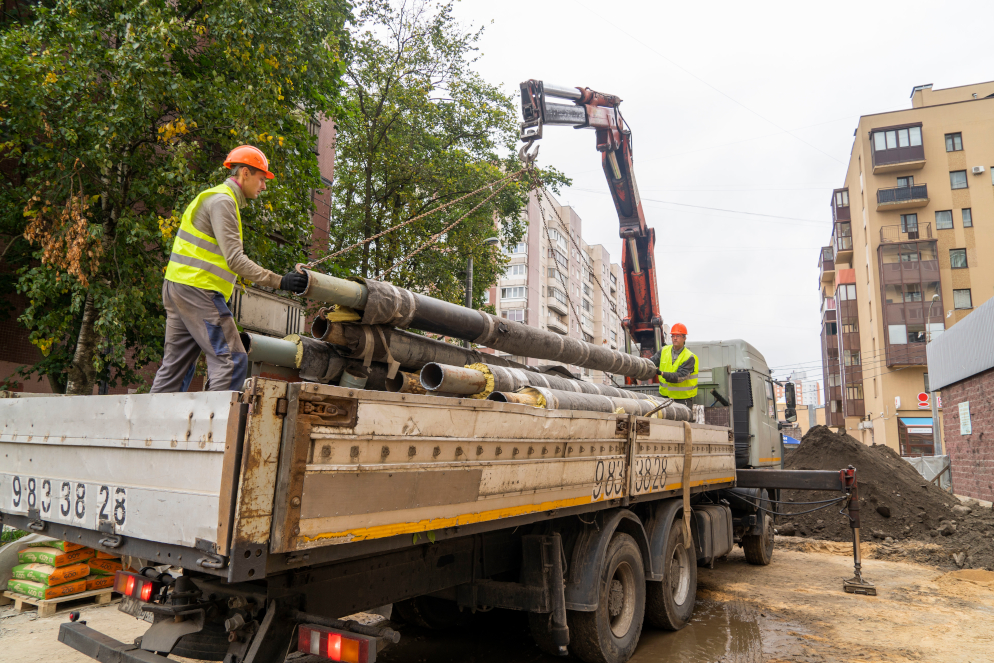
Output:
(324, 0), (566, 307)
(0, 0), (351, 394)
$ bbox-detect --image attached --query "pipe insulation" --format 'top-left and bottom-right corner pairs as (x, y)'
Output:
(487, 386), (692, 421)
(422, 362), (652, 400)
(311, 318), (531, 373)
(301, 270), (657, 380)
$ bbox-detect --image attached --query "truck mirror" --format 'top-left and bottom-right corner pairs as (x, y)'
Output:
(784, 407), (797, 423)
(784, 382), (796, 409)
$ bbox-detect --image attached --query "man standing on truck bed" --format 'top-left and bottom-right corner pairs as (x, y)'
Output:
(653, 322), (698, 408)
(150, 145), (308, 393)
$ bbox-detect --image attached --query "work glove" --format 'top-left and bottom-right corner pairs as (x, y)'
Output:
(280, 270), (309, 295)
(658, 370), (678, 383)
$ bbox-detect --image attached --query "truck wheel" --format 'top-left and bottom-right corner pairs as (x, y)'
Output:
(393, 596), (471, 630)
(743, 511), (774, 565)
(568, 533), (645, 663)
(645, 519), (696, 630)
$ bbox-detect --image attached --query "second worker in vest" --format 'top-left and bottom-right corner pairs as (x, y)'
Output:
(652, 322), (699, 408)
(150, 145), (309, 393)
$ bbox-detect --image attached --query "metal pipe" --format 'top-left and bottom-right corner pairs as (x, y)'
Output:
(627, 237), (641, 274)
(607, 150), (623, 180)
(301, 271), (369, 309)
(384, 371), (427, 394)
(300, 270), (657, 381)
(241, 333), (301, 367)
(542, 83), (583, 101)
(487, 390), (544, 407)
(487, 386), (691, 421)
(420, 364), (489, 395)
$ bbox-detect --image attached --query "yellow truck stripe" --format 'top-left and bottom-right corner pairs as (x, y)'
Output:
(759, 457), (781, 463)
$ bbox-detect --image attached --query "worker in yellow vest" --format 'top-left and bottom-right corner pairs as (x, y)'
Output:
(150, 146), (308, 393)
(652, 322), (699, 409)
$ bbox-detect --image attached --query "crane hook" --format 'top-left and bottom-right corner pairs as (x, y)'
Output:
(518, 140), (540, 166)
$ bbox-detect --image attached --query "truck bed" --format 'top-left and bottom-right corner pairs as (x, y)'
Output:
(2, 378), (735, 581)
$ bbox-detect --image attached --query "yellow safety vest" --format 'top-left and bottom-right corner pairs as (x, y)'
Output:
(658, 346), (699, 400)
(164, 183), (242, 300)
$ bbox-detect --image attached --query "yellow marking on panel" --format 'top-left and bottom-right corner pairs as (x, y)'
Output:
(759, 457), (781, 463)
(659, 476), (736, 492)
(301, 494), (594, 544)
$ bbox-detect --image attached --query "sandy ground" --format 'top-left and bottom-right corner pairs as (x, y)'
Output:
(2, 538), (993, 662)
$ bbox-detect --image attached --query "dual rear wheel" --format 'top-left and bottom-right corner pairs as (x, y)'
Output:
(552, 520), (697, 663)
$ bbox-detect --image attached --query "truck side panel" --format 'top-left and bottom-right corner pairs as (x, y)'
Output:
(268, 383), (734, 554)
(1, 391), (237, 550)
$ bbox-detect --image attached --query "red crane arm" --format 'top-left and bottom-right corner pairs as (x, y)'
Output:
(519, 80), (664, 366)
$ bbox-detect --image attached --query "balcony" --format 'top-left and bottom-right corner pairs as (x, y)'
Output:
(831, 189), (851, 222)
(819, 246), (835, 284)
(547, 297), (568, 316)
(821, 296), (836, 319)
(547, 317), (568, 335)
(871, 125), (925, 174)
(831, 222), (853, 263)
(877, 184), (929, 211)
(880, 222), (932, 243)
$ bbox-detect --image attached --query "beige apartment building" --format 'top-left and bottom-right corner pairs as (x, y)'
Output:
(486, 190), (628, 384)
(819, 80), (994, 454)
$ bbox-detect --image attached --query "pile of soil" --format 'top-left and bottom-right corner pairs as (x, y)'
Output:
(778, 425), (994, 570)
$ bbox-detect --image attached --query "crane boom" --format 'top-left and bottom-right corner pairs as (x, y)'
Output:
(519, 79), (664, 374)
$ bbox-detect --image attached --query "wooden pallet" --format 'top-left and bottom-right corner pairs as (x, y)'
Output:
(2, 588), (118, 618)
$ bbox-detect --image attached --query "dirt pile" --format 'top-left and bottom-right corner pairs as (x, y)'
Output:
(778, 425), (994, 570)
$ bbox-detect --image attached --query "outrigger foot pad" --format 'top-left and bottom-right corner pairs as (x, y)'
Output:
(843, 576), (877, 596)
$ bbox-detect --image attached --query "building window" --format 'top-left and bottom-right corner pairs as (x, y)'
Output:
(483, 291), (490, 304)
(835, 190), (849, 207)
(581, 299), (593, 313)
(583, 332), (594, 343)
(897, 176), (914, 188)
(548, 248), (567, 268)
(501, 309), (525, 322)
(610, 273), (618, 285)
(900, 213), (918, 233)
(610, 330), (617, 342)
(549, 287), (567, 305)
(846, 385), (864, 401)
(950, 249), (968, 269)
(836, 284), (857, 301)
(583, 283), (593, 298)
(505, 264), (526, 277)
(510, 242), (527, 255)
(828, 373), (841, 388)
(953, 289), (973, 309)
(873, 126), (922, 151)
(945, 132), (963, 152)
(962, 208), (973, 228)
(843, 350), (861, 366)
(935, 210), (953, 230)
(501, 287), (527, 300)
(825, 322), (837, 335)
(950, 170), (968, 190)
(841, 321), (858, 333)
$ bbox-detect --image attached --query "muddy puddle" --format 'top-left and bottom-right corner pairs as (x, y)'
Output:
(631, 600), (769, 663)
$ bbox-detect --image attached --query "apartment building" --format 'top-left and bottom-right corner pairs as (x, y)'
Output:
(818, 81), (994, 454)
(487, 190), (628, 384)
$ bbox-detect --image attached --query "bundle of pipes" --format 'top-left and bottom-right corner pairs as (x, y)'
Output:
(299, 270), (657, 381)
(488, 386), (691, 421)
(241, 329), (525, 393)
(419, 362), (691, 421)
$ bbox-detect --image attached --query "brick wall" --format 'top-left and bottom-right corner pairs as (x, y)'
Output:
(941, 366), (994, 502)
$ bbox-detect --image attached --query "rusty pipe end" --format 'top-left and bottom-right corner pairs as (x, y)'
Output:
(311, 315), (330, 341)
(420, 363), (487, 395)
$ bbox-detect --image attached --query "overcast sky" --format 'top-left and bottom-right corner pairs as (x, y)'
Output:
(450, 0), (994, 397)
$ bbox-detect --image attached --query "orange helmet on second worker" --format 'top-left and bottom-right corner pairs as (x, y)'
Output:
(670, 323), (688, 335)
(224, 145), (275, 179)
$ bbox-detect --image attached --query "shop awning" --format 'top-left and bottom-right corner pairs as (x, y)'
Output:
(900, 417), (933, 426)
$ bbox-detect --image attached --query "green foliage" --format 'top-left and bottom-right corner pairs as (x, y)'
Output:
(325, 0), (566, 306)
(1, 526), (29, 545)
(0, 0), (352, 393)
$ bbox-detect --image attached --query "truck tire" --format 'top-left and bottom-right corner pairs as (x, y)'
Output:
(393, 596), (471, 630)
(568, 533), (645, 663)
(169, 620), (229, 661)
(743, 511), (774, 566)
(645, 518), (696, 630)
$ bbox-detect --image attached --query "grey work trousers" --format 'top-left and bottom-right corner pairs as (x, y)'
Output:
(150, 281), (248, 393)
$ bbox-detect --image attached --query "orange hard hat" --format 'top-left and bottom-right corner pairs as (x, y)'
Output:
(670, 323), (688, 335)
(224, 145), (274, 179)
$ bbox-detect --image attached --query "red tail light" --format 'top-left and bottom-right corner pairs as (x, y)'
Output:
(298, 624), (375, 663)
(113, 571), (160, 603)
